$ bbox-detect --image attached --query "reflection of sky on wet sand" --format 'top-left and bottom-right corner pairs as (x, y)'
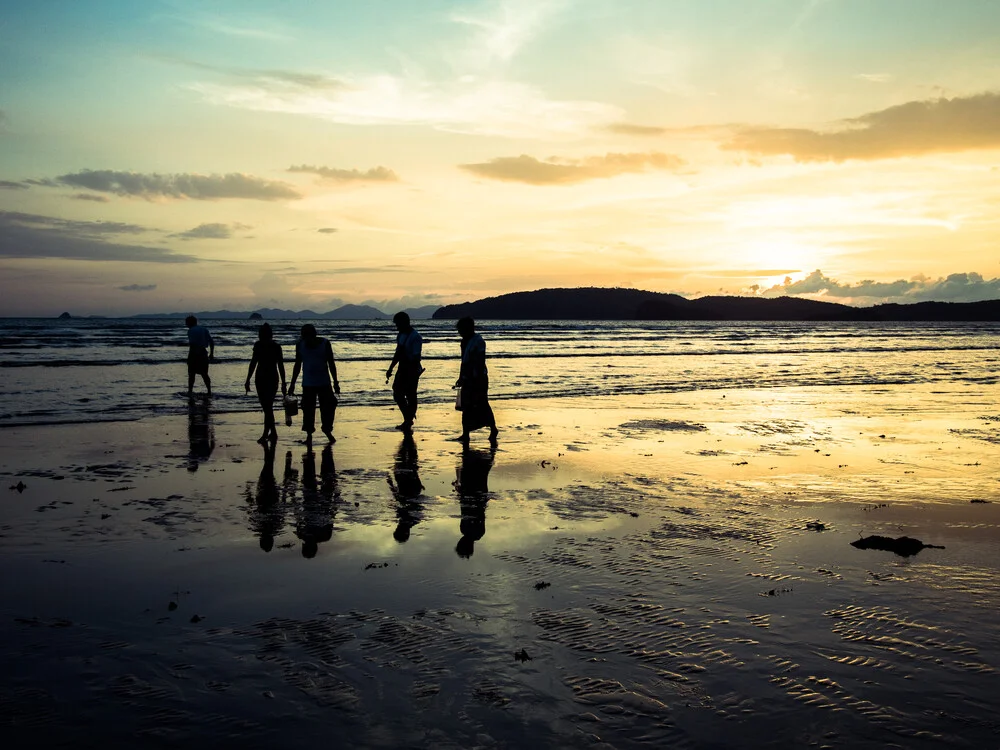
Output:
(0, 386), (998, 746)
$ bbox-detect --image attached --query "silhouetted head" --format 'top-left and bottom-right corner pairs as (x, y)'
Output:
(456, 316), (475, 338)
(258, 323), (273, 341)
(393, 311), (411, 332)
(300, 323), (317, 340)
(302, 540), (318, 559)
(185, 315), (197, 328)
(260, 534), (274, 552)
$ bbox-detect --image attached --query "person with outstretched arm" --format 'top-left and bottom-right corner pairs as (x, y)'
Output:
(289, 324), (340, 444)
(385, 311), (423, 432)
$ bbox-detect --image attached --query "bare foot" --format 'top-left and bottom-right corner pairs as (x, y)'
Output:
(323, 429), (335, 443)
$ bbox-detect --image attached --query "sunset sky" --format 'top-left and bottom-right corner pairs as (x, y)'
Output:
(2, 0), (1000, 315)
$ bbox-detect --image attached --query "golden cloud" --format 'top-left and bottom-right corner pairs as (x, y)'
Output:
(460, 151), (685, 185)
(724, 92), (1000, 162)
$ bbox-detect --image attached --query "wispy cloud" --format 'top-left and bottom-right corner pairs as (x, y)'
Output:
(181, 2), (616, 139)
(460, 151), (685, 185)
(162, 10), (294, 42)
(55, 170), (300, 201)
(188, 76), (621, 138)
(856, 73), (893, 83)
(71, 193), (111, 203)
(172, 222), (250, 240)
(0, 211), (149, 236)
(449, 0), (570, 67)
(725, 92), (1000, 161)
(288, 164), (399, 182)
(317, 227), (338, 234)
(0, 180), (28, 190)
(0, 211), (196, 263)
(119, 284), (157, 292)
(754, 270), (1000, 303)
(606, 123), (667, 136)
(164, 58), (344, 90)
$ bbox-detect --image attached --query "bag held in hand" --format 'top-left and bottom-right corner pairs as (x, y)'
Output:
(283, 395), (299, 425)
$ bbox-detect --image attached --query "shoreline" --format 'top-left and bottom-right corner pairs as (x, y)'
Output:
(1, 386), (998, 747)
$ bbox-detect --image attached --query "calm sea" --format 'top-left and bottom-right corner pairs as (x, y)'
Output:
(1, 318), (997, 426)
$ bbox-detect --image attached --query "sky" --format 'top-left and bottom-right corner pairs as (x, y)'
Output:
(2, 0), (1000, 316)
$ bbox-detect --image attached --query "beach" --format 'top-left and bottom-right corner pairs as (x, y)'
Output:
(2, 380), (998, 748)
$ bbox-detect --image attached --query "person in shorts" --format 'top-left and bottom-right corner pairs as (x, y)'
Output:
(185, 315), (214, 397)
(289, 324), (340, 444)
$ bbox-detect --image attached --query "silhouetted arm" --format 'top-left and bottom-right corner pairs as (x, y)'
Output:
(245, 347), (258, 394)
(277, 346), (287, 394)
(326, 341), (340, 394)
(387, 339), (403, 379)
(289, 344), (302, 394)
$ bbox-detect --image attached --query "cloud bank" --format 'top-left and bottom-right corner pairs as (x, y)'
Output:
(755, 270), (1000, 303)
(119, 284), (157, 292)
(726, 93), (1000, 162)
(0, 211), (196, 263)
(0, 180), (28, 190)
(56, 170), (301, 201)
(460, 151), (685, 185)
(288, 164), (399, 182)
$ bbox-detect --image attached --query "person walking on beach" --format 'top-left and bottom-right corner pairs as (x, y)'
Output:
(385, 312), (423, 432)
(185, 315), (214, 397)
(244, 323), (287, 444)
(289, 324), (340, 444)
(454, 317), (498, 443)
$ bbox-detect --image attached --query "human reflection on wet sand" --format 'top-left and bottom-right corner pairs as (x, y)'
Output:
(245, 442), (287, 552)
(387, 435), (425, 543)
(295, 445), (339, 558)
(186, 397), (214, 472)
(454, 445), (495, 558)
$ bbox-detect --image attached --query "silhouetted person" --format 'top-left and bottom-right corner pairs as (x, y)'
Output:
(385, 311), (423, 432)
(454, 445), (495, 558)
(244, 323), (287, 444)
(289, 324), (340, 445)
(245, 441), (286, 552)
(454, 317), (498, 443)
(295, 445), (338, 558)
(186, 397), (215, 471)
(185, 315), (214, 397)
(387, 434), (424, 543)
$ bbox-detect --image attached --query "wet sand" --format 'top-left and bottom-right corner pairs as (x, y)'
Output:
(1, 384), (998, 748)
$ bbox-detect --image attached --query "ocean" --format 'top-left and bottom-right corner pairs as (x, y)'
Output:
(1, 317), (998, 426)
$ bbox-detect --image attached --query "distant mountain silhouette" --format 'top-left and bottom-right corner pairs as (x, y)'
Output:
(131, 303), (441, 320)
(135, 304), (390, 320)
(433, 287), (1000, 321)
(403, 304), (441, 320)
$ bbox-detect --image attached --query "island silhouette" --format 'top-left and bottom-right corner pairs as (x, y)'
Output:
(86, 287), (1000, 322)
(432, 287), (1000, 322)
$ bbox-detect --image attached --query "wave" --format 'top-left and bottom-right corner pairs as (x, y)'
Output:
(2, 343), (998, 368)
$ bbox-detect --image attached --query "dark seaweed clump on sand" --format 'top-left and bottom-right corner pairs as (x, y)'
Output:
(850, 535), (944, 557)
